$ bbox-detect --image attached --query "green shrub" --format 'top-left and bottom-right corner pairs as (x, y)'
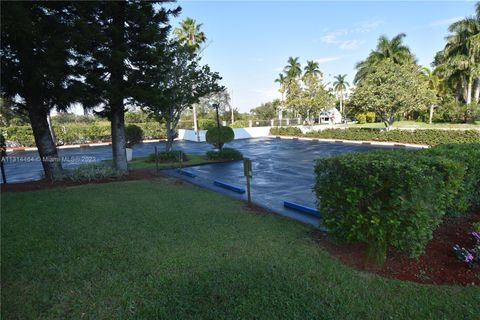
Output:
(4, 122), (166, 147)
(426, 144), (480, 215)
(230, 120), (249, 128)
(356, 114), (367, 124)
(366, 112), (376, 123)
(198, 119), (217, 130)
(125, 124), (144, 148)
(4, 125), (35, 146)
(269, 127), (303, 136)
(206, 126), (235, 150)
(315, 149), (465, 263)
(147, 150), (188, 163)
(302, 128), (480, 146)
(54, 163), (124, 182)
(206, 148), (243, 160)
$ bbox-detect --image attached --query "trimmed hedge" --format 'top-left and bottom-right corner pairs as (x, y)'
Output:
(270, 127), (303, 136)
(206, 126), (234, 150)
(125, 124), (144, 148)
(5, 122), (166, 147)
(270, 127), (480, 146)
(426, 144), (480, 215)
(206, 148), (243, 160)
(314, 144), (480, 263)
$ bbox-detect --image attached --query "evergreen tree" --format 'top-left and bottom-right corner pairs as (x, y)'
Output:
(1, 2), (79, 179)
(74, 1), (180, 172)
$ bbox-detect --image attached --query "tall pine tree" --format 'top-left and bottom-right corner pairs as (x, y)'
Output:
(1, 2), (79, 179)
(74, 1), (180, 172)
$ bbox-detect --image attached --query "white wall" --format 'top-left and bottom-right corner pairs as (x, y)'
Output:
(178, 126), (272, 142)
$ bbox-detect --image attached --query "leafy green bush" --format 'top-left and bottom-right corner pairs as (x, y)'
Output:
(125, 124), (144, 148)
(198, 119), (217, 130)
(356, 114), (367, 124)
(4, 122), (166, 147)
(51, 113), (97, 124)
(4, 125), (35, 146)
(426, 144), (480, 215)
(366, 112), (376, 123)
(315, 149), (465, 263)
(302, 128), (480, 146)
(206, 126), (234, 150)
(206, 148), (243, 160)
(230, 120), (249, 128)
(54, 163), (124, 182)
(269, 127), (303, 136)
(147, 150), (188, 163)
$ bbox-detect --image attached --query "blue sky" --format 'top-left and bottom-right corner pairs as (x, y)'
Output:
(171, 1), (475, 112)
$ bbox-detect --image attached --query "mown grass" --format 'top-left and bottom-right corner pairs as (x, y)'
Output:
(2, 179), (479, 319)
(116, 154), (213, 170)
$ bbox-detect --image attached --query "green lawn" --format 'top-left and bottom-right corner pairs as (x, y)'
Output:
(2, 179), (479, 319)
(122, 154), (215, 170)
(346, 120), (480, 129)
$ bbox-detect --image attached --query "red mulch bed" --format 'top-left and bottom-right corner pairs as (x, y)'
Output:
(314, 211), (480, 286)
(1, 169), (162, 193)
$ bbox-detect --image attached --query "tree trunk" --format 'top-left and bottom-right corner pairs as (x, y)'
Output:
(47, 112), (57, 145)
(165, 119), (175, 152)
(428, 105), (434, 125)
(466, 77), (473, 104)
(110, 109), (128, 172)
(474, 77), (480, 103)
(27, 106), (63, 180)
(109, 1), (128, 173)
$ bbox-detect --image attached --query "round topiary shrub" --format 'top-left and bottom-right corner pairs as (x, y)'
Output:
(206, 126), (234, 150)
(125, 124), (144, 148)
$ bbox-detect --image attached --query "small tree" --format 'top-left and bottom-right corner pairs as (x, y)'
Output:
(349, 59), (436, 129)
(135, 43), (223, 151)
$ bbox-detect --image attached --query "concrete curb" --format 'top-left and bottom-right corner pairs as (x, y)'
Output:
(272, 135), (430, 149)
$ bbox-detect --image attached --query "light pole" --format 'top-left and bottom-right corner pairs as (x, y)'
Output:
(213, 103), (220, 128)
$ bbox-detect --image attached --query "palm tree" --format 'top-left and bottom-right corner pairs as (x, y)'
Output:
(174, 17), (206, 52)
(421, 67), (443, 124)
(303, 60), (322, 81)
(437, 4), (480, 104)
(333, 74), (349, 116)
(354, 33), (416, 84)
(275, 73), (287, 102)
(284, 56), (302, 79)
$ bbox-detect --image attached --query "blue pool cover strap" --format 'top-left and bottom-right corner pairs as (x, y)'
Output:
(178, 169), (196, 178)
(284, 201), (320, 218)
(213, 180), (246, 194)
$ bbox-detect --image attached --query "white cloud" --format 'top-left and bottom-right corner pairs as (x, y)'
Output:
(320, 32), (365, 50)
(354, 20), (384, 33)
(429, 16), (463, 27)
(317, 20), (381, 50)
(315, 56), (342, 64)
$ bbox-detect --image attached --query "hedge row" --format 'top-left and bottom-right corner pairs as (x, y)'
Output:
(314, 143), (480, 263)
(270, 127), (480, 146)
(4, 122), (166, 147)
